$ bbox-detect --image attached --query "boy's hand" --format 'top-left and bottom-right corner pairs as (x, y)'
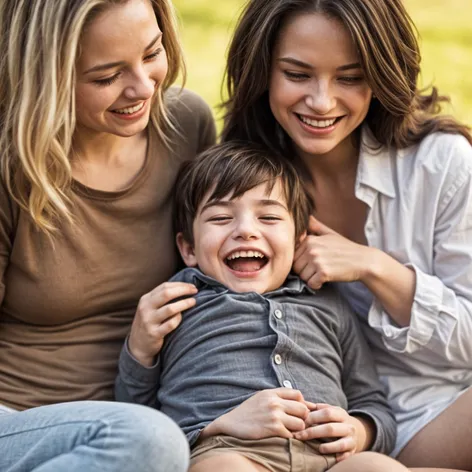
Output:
(200, 388), (310, 440)
(293, 403), (374, 462)
(128, 282), (197, 366)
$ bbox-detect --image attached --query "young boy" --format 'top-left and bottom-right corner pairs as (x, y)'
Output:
(116, 142), (406, 472)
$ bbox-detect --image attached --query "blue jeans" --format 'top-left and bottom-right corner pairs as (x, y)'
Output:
(0, 401), (189, 472)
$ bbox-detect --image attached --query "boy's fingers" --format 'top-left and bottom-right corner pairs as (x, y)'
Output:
(312, 403), (332, 409)
(303, 422), (352, 439)
(273, 425), (293, 439)
(280, 399), (310, 420)
(304, 400), (317, 411)
(335, 451), (352, 463)
(274, 388), (305, 402)
(306, 406), (345, 425)
(282, 414), (306, 433)
(319, 436), (356, 455)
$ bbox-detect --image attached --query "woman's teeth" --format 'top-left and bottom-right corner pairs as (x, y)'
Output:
(114, 102), (145, 114)
(299, 115), (337, 128)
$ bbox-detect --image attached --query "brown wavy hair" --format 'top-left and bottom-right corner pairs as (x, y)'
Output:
(222, 0), (471, 155)
(174, 141), (314, 244)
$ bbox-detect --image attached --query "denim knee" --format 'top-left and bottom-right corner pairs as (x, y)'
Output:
(109, 403), (189, 472)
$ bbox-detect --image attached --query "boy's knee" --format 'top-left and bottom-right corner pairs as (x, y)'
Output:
(339, 452), (409, 472)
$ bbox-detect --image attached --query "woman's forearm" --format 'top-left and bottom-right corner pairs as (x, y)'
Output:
(360, 247), (416, 327)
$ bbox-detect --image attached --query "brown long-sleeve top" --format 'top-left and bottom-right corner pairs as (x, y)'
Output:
(0, 88), (216, 410)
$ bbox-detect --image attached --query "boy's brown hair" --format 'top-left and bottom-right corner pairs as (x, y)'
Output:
(174, 141), (313, 244)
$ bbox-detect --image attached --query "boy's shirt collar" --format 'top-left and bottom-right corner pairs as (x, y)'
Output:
(170, 267), (317, 297)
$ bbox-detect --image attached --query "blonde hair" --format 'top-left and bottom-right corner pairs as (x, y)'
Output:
(0, 0), (185, 233)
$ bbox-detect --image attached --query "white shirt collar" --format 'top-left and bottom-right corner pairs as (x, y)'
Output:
(356, 125), (396, 199)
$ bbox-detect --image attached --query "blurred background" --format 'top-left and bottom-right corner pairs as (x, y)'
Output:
(172, 0), (472, 128)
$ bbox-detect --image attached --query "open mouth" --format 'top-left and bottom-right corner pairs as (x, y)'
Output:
(225, 250), (269, 273)
(111, 102), (146, 115)
(296, 113), (343, 129)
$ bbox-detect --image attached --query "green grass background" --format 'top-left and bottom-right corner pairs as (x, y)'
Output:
(173, 0), (472, 128)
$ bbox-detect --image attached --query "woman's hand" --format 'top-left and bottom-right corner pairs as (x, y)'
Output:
(200, 388), (310, 440)
(293, 216), (376, 289)
(294, 403), (373, 462)
(128, 282), (198, 366)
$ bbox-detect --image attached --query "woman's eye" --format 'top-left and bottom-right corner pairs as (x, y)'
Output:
(144, 48), (163, 61)
(283, 70), (309, 81)
(94, 74), (120, 87)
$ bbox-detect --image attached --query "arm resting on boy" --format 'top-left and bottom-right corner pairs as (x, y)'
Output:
(338, 299), (397, 454)
(115, 337), (161, 409)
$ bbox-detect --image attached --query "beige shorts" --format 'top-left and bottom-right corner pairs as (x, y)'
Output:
(190, 435), (337, 472)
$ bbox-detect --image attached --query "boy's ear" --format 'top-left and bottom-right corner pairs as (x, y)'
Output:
(296, 231), (307, 249)
(176, 232), (198, 267)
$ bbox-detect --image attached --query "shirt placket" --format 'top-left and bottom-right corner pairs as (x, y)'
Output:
(268, 301), (295, 389)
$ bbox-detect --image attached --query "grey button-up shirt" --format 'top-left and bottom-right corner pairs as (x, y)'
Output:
(116, 268), (396, 453)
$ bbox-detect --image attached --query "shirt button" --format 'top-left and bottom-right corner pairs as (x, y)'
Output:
(274, 354), (282, 365)
(274, 310), (283, 319)
(283, 380), (293, 388)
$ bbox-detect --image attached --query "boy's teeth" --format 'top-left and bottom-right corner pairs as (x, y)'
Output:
(299, 115), (336, 128)
(227, 250), (265, 260)
(114, 102), (144, 114)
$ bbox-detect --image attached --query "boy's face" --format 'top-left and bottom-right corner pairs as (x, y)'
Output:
(177, 180), (298, 293)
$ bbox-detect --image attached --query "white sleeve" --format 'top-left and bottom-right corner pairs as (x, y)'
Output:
(368, 136), (472, 367)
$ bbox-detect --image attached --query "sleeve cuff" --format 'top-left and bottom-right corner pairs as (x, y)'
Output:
(368, 264), (444, 353)
(348, 409), (393, 454)
(119, 336), (161, 384)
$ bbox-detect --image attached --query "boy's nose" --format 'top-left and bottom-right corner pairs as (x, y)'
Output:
(233, 220), (259, 240)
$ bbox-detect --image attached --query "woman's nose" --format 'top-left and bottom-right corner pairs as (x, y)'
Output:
(123, 68), (156, 101)
(305, 80), (336, 115)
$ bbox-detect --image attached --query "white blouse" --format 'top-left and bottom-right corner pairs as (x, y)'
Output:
(337, 126), (472, 457)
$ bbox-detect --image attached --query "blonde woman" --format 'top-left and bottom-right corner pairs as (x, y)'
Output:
(0, 0), (215, 470)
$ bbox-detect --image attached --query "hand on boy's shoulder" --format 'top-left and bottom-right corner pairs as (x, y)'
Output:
(294, 216), (374, 289)
(128, 281), (198, 367)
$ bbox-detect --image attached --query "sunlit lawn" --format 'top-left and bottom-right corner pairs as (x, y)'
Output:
(173, 0), (472, 127)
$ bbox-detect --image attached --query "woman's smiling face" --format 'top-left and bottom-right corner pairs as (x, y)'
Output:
(269, 12), (373, 160)
(75, 0), (168, 139)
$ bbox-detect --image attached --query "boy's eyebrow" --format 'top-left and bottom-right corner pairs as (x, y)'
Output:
(200, 199), (288, 213)
(277, 57), (362, 71)
(258, 199), (289, 211)
(84, 32), (163, 74)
